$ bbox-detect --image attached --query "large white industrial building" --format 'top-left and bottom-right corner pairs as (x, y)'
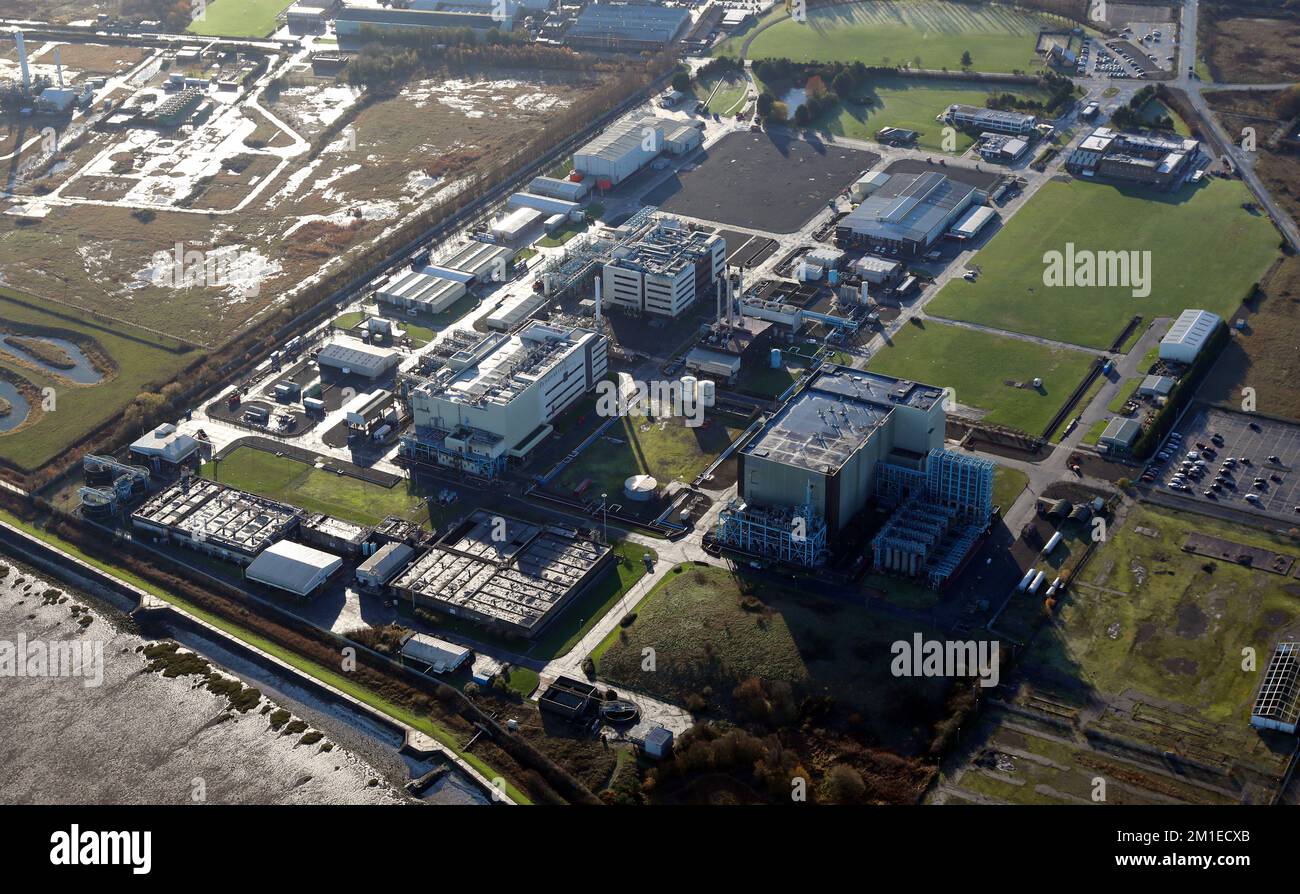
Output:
(401, 323), (608, 478)
(837, 171), (984, 257)
(317, 337), (402, 380)
(1159, 308), (1221, 364)
(715, 367), (994, 588)
(574, 115), (665, 186)
(244, 540), (342, 598)
(601, 217), (725, 318)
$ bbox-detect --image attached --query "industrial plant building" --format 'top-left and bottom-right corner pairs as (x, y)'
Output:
(131, 478), (303, 565)
(943, 104), (1038, 136)
(389, 511), (615, 639)
(715, 367), (992, 587)
(129, 423), (205, 474)
(976, 132), (1031, 164)
(565, 3), (691, 51)
(601, 217), (725, 318)
(334, 5), (515, 39)
(573, 115), (665, 187)
(401, 323), (607, 478)
(1066, 127), (1201, 189)
(837, 172), (985, 257)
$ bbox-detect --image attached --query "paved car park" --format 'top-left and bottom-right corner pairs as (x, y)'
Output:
(1148, 406), (1300, 519)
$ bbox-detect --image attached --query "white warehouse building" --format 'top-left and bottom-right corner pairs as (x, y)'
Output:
(376, 267), (467, 315)
(601, 217), (725, 318)
(317, 337), (401, 380)
(574, 115), (664, 186)
(1159, 308), (1221, 364)
(401, 323), (608, 478)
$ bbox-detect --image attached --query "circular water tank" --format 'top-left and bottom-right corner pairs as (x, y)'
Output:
(680, 375), (697, 401)
(624, 474), (657, 502)
(699, 379), (716, 405)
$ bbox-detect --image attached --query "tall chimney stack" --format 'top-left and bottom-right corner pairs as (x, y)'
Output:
(593, 276), (602, 326)
(55, 45), (63, 88)
(15, 31), (30, 93)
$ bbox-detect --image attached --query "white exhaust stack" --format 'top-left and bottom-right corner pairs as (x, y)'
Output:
(593, 276), (602, 325)
(55, 46), (63, 87)
(15, 31), (30, 93)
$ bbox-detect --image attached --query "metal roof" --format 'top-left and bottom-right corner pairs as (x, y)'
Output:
(568, 3), (690, 42)
(1161, 309), (1221, 350)
(245, 540), (341, 596)
(842, 172), (979, 244)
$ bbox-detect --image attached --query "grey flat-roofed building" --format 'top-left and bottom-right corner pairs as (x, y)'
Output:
(390, 510), (615, 639)
(566, 3), (690, 50)
(738, 367), (946, 534)
(334, 5), (514, 37)
(1066, 126), (1201, 189)
(131, 478), (303, 565)
(1099, 417), (1141, 451)
(356, 541), (416, 589)
(837, 171), (982, 256)
(944, 103), (1037, 135)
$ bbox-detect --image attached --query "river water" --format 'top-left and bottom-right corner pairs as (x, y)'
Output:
(0, 559), (488, 805)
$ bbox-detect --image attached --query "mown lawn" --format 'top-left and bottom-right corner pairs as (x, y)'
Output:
(202, 446), (431, 528)
(867, 321), (1096, 434)
(926, 178), (1280, 349)
(0, 288), (199, 472)
(807, 76), (1050, 152)
(554, 410), (746, 497)
(720, 0), (1060, 73)
(187, 0), (295, 37)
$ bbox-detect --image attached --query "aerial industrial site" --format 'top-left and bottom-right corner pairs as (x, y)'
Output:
(0, 0), (1297, 855)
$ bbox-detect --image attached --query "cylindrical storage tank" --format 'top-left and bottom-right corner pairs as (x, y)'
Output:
(1029, 570), (1046, 594)
(624, 474), (657, 502)
(770, 348), (782, 369)
(699, 379), (716, 405)
(1042, 531), (1063, 556)
(680, 376), (697, 403)
(1017, 568), (1035, 592)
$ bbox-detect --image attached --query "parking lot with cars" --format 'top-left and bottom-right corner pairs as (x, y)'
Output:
(1144, 406), (1300, 519)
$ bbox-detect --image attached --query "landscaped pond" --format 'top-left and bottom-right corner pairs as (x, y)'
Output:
(0, 379), (31, 432)
(0, 335), (104, 384)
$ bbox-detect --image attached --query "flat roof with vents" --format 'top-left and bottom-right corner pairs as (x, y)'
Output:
(131, 478), (303, 562)
(389, 509), (614, 637)
(742, 366), (943, 474)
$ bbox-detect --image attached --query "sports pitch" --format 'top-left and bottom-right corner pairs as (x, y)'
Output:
(808, 76), (1050, 152)
(187, 0), (296, 37)
(724, 0), (1062, 73)
(867, 320), (1097, 434)
(926, 178), (1280, 350)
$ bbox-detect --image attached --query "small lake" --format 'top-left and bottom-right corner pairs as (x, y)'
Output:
(0, 379), (31, 432)
(781, 86), (808, 114)
(0, 335), (104, 384)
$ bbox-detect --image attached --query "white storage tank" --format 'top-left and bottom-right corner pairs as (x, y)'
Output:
(699, 379), (716, 405)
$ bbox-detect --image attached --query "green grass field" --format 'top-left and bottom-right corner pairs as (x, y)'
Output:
(722, 1), (1062, 73)
(555, 411), (746, 497)
(926, 178), (1280, 349)
(1024, 504), (1300, 723)
(202, 446), (432, 528)
(187, 0), (295, 37)
(868, 321), (1096, 434)
(992, 465), (1028, 511)
(0, 289), (198, 472)
(696, 74), (748, 116)
(802, 76), (1049, 151)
